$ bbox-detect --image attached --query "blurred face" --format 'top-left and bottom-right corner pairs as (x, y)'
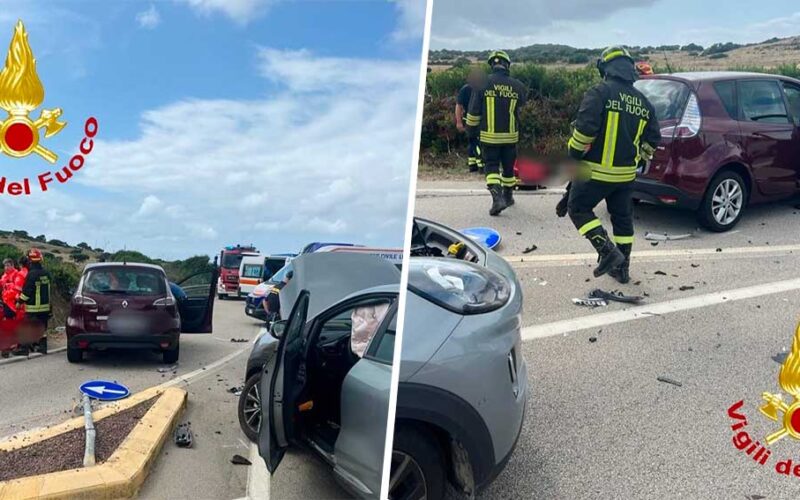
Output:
(4, 263), (13, 272)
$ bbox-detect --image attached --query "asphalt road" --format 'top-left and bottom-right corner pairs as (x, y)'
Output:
(417, 180), (800, 499)
(0, 299), (348, 499)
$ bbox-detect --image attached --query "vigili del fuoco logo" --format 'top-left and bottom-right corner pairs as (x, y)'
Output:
(726, 323), (800, 478)
(0, 20), (98, 196)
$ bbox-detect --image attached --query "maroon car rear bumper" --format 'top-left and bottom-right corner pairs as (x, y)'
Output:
(633, 177), (701, 210)
(67, 332), (179, 351)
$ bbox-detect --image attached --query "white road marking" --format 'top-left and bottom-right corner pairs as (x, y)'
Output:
(246, 442), (270, 500)
(521, 277), (800, 340)
(417, 187), (565, 197)
(0, 346), (66, 367)
(506, 243), (800, 267)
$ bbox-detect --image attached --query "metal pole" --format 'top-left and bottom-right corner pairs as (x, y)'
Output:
(82, 394), (96, 467)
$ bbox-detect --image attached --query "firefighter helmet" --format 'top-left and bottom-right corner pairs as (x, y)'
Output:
(28, 248), (43, 262)
(597, 46), (634, 77)
(487, 50), (511, 67)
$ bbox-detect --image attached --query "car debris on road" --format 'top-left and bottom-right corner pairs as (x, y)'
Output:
(589, 289), (643, 304)
(644, 231), (692, 242)
(175, 422), (193, 448)
(230, 454), (251, 465)
(657, 376), (683, 387)
(572, 297), (608, 307)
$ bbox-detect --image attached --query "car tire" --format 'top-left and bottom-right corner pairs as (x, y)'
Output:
(67, 346), (83, 363)
(238, 373), (262, 442)
(389, 426), (446, 500)
(698, 170), (747, 232)
(163, 342), (180, 364)
(218, 293), (225, 300)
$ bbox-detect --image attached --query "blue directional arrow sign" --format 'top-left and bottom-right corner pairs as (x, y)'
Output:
(79, 380), (130, 401)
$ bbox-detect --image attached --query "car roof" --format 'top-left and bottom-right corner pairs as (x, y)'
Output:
(83, 262), (166, 273)
(651, 71), (793, 82)
(279, 253), (400, 321)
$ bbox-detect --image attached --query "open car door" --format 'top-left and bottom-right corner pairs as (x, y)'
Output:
(176, 266), (219, 333)
(258, 290), (310, 473)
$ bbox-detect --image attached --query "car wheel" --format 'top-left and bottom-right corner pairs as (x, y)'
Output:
(389, 426), (445, 500)
(698, 171), (747, 232)
(238, 373), (262, 442)
(218, 293), (225, 300)
(163, 342), (180, 364)
(67, 346), (83, 363)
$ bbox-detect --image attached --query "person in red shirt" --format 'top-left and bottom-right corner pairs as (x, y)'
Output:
(1, 258), (18, 318)
(12, 256), (29, 318)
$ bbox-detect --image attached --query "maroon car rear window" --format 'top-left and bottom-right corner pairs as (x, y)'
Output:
(713, 81), (738, 119)
(633, 79), (689, 121)
(83, 268), (166, 296)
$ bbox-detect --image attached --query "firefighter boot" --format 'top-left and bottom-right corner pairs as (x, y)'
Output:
(489, 185), (507, 216)
(609, 244), (632, 284)
(503, 186), (515, 207)
(585, 227), (625, 278)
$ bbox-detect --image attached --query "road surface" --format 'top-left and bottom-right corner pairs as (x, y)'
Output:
(417, 180), (800, 499)
(0, 299), (349, 499)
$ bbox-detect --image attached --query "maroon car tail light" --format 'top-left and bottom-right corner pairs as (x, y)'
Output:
(73, 294), (97, 306)
(674, 92), (702, 139)
(77, 340), (89, 349)
(153, 296), (176, 307)
(657, 195), (678, 205)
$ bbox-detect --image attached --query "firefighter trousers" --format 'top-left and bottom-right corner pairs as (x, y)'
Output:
(567, 179), (634, 249)
(482, 144), (517, 188)
(467, 136), (482, 171)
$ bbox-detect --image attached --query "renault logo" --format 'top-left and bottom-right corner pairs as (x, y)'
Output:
(121, 300), (128, 309)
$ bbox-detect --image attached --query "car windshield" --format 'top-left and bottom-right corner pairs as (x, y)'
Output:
(268, 262), (293, 284)
(634, 79), (690, 121)
(83, 267), (166, 296)
(222, 253), (244, 269)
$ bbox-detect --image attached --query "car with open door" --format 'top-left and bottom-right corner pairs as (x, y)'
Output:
(257, 252), (400, 499)
(387, 218), (527, 499)
(66, 262), (217, 363)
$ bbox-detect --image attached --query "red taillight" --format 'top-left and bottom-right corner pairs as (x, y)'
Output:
(159, 341), (170, 348)
(78, 340), (89, 349)
(674, 92), (701, 139)
(73, 294), (97, 306)
(153, 296), (176, 307)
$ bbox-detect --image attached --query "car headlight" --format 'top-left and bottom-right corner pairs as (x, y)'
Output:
(408, 259), (510, 315)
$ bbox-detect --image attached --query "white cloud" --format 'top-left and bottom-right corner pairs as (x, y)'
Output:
(136, 4), (161, 29)
(37, 48), (420, 258)
(44, 208), (85, 224)
(390, 0), (427, 42)
(135, 195), (164, 217)
(177, 0), (275, 24)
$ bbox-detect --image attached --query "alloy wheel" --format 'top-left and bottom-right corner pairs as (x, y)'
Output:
(243, 382), (261, 434)
(711, 178), (743, 226)
(389, 451), (427, 500)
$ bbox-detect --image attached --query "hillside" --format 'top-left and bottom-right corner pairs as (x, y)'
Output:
(429, 36), (800, 72)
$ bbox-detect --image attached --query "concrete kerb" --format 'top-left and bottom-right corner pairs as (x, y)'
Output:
(0, 386), (187, 499)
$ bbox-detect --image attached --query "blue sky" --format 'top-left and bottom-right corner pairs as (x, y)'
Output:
(431, 0), (800, 50)
(0, 0), (426, 259)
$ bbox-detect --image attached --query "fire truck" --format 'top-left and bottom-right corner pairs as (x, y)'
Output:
(217, 244), (259, 299)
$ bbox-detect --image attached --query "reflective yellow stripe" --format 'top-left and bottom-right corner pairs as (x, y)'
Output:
(572, 129), (595, 144)
(613, 235), (635, 244)
(465, 114), (480, 126)
(601, 111), (619, 167)
(509, 99), (517, 133)
(19, 293), (28, 301)
(578, 219), (602, 235)
(582, 161), (637, 183)
(27, 304), (50, 313)
(603, 50), (626, 62)
(633, 119), (646, 164)
(480, 131), (519, 144)
(568, 137), (587, 152)
(486, 173), (502, 185)
(486, 96), (495, 134)
(500, 176), (517, 187)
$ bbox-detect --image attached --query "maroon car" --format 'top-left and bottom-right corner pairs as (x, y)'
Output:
(66, 262), (217, 363)
(633, 71), (800, 231)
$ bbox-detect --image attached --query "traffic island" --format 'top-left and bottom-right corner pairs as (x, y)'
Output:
(0, 386), (187, 499)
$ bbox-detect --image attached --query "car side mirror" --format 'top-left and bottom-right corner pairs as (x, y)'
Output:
(270, 320), (288, 340)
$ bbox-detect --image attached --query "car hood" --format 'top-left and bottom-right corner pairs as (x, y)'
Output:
(279, 253), (400, 321)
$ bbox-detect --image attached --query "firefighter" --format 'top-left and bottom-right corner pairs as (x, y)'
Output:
(456, 68), (486, 173)
(16, 249), (50, 326)
(466, 50), (527, 215)
(566, 46), (661, 281)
